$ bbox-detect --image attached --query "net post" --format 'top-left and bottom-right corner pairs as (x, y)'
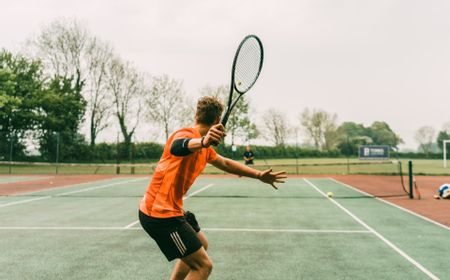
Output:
(116, 132), (121, 175)
(295, 128), (299, 175)
(9, 132), (13, 174)
(444, 140), (450, 168)
(55, 132), (60, 175)
(408, 160), (414, 199)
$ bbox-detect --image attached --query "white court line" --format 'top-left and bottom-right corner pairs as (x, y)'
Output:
(304, 178), (439, 280)
(0, 178), (145, 209)
(0, 196), (51, 208)
(123, 220), (141, 229)
(202, 228), (370, 234)
(123, 183), (215, 229)
(6, 177), (131, 196)
(0, 176), (52, 184)
(328, 177), (449, 231)
(183, 183), (214, 200)
(54, 178), (145, 196)
(0, 226), (131, 230)
(0, 226), (370, 234)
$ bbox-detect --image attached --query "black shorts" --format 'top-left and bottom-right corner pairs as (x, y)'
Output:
(139, 210), (202, 261)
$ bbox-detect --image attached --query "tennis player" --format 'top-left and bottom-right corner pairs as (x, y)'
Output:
(139, 96), (286, 280)
(243, 145), (255, 166)
(434, 183), (450, 199)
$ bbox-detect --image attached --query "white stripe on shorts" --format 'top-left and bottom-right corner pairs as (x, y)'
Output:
(170, 232), (186, 255)
(174, 231), (187, 253)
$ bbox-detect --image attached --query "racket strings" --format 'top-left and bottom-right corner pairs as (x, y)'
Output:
(234, 37), (263, 93)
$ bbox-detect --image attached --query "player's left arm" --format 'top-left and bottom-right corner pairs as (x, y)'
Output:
(210, 156), (286, 189)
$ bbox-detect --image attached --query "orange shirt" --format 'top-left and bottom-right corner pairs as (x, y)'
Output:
(140, 127), (218, 218)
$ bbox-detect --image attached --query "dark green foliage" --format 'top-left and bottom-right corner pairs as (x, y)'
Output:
(436, 130), (450, 153)
(0, 50), (45, 159)
(336, 121), (403, 156)
(0, 50), (87, 162)
(37, 76), (87, 161)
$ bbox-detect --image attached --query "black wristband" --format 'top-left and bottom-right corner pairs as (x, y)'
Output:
(201, 136), (207, 148)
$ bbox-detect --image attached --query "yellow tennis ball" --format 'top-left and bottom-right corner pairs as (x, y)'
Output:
(327, 192), (333, 198)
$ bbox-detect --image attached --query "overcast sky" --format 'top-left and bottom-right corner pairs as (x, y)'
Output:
(2, 0), (450, 150)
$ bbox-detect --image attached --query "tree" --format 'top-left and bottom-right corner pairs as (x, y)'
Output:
(108, 57), (146, 156)
(367, 121), (402, 148)
(337, 122), (366, 139)
(300, 108), (338, 151)
(200, 85), (258, 145)
(84, 38), (114, 148)
(336, 122), (372, 156)
(0, 67), (20, 122)
(0, 50), (88, 161)
(336, 121), (403, 156)
(415, 126), (435, 156)
(31, 19), (87, 93)
(437, 130), (450, 153)
(0, 50), (45, 159)
(147, 75), (190, 140)
(37, 76), (87, 161)
(30, 19), (112, 147)
(262, 108), (288, 147)
(437, 123), (450, 152)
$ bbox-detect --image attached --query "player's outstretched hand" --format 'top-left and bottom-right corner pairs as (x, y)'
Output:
(258, 169), (287, 190)
(204, 124), (226, 147)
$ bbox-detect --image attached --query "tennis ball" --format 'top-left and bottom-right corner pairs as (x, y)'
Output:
(327, 192), (333, 198)
(49, 181), (53, 185)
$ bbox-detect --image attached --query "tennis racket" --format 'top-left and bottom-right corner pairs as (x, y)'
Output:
(220, 35), (264, 127)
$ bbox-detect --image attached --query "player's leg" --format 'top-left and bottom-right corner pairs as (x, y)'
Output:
(139, 211), (207, 278)
(170, 235), (212, 280)
(171, 259), (190, 280)
(171, 231), (209, 279)
(178, 247), (212, 280)
(171, 214), (209, 280)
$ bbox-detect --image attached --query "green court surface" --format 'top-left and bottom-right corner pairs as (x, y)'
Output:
(0, 177), (448, 279)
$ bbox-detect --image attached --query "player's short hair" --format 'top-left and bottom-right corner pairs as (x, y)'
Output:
(195, 96), (223, 125)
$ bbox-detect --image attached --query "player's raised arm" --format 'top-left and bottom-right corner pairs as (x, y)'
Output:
(170, 124), (226, 156)
(210, 156), (287, 190)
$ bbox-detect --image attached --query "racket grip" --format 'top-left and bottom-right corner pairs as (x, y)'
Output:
(220, 111), (230, 127)
(210, 115), (228, 147)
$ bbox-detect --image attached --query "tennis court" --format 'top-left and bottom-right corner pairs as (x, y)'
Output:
(0, 175), (448, 279)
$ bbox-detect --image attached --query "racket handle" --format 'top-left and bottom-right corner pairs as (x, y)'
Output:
(220, 111), (230, 127)
(211, 112), (229, 146)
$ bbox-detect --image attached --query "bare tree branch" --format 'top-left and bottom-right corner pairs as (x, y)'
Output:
(85, 38), (113, 146)
(300, 108), (338, 151)
(415, 126), (435, 155)
(29, 19), (113, 147)
(107, 57), (145, 149)
(262, 108), (288, 147)
(147, 75), (190, 140)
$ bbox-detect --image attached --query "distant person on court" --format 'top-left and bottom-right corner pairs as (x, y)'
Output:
(434, 183), (450, 199)
(243, 145), (255, 166)
(139, 96), (286, 280)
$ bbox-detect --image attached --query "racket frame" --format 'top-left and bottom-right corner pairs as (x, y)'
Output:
(220, 35), (264, 127)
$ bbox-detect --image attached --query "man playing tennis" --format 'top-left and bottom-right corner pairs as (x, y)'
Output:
(139, 96), (286, 280)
